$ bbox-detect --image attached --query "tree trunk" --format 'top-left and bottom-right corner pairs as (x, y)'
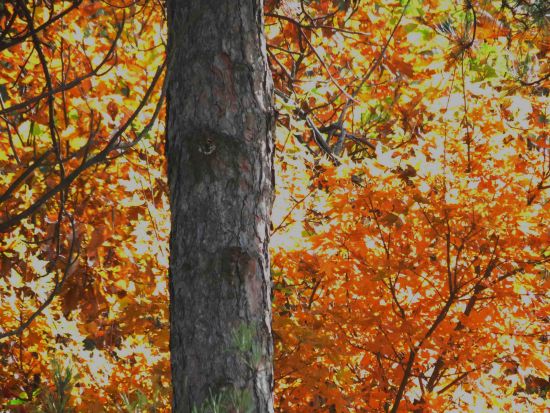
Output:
(166, 1), (274, 412)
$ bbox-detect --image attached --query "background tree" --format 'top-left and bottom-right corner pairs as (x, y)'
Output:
(267, 0), (549, 411)
(0, 0), (169, 409)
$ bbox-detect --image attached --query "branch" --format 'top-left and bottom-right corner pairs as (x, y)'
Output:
(329, 0), (410, 154)
(274, 88), (340, 164)
(0, 0), (83, 52)
(519, 72), (550, 87)
(390, 349), (416, 413)
(0, 15), (124, 117)
(0, 59), (166, 233)
(0, 215), (79, 341)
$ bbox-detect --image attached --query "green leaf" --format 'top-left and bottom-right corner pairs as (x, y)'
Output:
(68, 109), (80, 120)
(404, 23), (418, 33)
(7, 393), (29, 406)
(31, 123), (43, 136)
(7, 398), (27, 406)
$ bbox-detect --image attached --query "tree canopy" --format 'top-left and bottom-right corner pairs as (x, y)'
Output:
(1, 0), (548, 411)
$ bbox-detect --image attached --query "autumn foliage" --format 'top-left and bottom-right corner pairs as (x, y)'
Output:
(0, 0), (168, 409)
(1, 0), (549, 412)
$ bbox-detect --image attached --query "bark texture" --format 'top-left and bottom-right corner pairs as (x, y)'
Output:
(166, 1), (274, 412)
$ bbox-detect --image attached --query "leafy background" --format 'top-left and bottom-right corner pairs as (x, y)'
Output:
(0, 0), (548, 411)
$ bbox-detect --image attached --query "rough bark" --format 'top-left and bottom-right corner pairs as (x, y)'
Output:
(166, 1), (274, 412)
